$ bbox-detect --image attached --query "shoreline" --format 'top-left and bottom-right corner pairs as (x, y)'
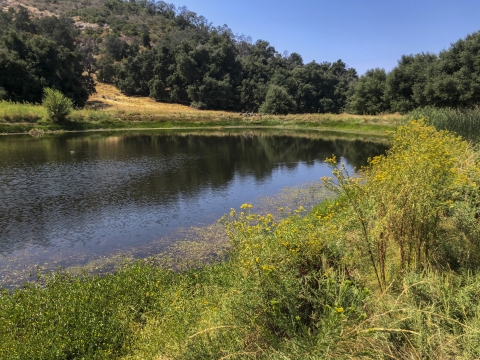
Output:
(0, 120), (400, 137)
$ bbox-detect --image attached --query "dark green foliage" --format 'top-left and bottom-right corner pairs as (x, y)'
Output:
(13, 5), (36, 33)
(420, 32), (480, 108)
(0, 7), (93, 106)
(102, 34), (129, 61)
(182, 31), (240, 109)
(356, 30), (480, 114)
(259, 85), (296, 114)
(237, 40), (278, 111)
(115, 50), (154, 95)
(385, 53), (437, 113)
(35, 15), (78, 51)
(141, 31), (151, 48)
(96, 55), (118, 83)
(114, 32), (356, 112)
(288, 60), (357, 114)
(348, 68), (388, 114)
(77, 39), (98, 76)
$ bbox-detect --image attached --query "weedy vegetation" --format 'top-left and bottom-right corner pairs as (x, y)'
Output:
(408, 106), (480, 142)
(1, 120), (480, 359)
(0, 100), (46, 124)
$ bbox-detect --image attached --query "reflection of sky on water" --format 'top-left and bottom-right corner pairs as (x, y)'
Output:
(0, 131), (388, 280)
(2, 160), (336, 254)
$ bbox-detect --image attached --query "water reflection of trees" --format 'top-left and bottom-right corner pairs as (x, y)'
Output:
(0, 131), (388, 200)
(110, 133), (387, 197)
(0, 131), (388, 253)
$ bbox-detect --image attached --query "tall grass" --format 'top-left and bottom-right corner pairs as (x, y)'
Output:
(408, 106), (480, 142)
(0, 100), (47, 123)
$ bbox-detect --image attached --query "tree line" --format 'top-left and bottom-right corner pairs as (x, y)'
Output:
(348, 32), (480, 114)
(0, 6), (94, 106)
(2, 0), (480, 115)
(85, 0), (356, 113)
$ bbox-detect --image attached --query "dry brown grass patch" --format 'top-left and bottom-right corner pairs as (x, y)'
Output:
(87, 82), (233, 117)
(1, 0), (55, 17)
(87, 83), (403, 126)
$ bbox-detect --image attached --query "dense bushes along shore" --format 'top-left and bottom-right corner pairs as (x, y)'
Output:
(1, 120), (480, 358)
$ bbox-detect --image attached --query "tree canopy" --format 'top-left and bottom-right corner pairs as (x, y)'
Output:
(349, 31), (480, 114)
(0, 7), (94, 106)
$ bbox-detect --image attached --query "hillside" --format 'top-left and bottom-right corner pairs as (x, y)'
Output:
(88, 81), (201, 114)
(0, 0), (358, 114)
(2, 0), (55, 16)
(2, 0), (480, 116)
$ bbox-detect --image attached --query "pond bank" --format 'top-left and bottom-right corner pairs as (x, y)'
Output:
(0, 106), (402, 135)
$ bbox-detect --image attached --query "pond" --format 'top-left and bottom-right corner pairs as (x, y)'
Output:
(0, 129), (388, 285)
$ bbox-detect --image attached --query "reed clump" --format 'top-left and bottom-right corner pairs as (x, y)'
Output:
(408, 106), (480, 142)
(1, 121), (480, 359)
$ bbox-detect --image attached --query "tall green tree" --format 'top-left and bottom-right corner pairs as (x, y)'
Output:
(420, 32), (480, 108)
(385, 53), (437, 112)
(259, 85), (296, 114)
(239, 40), (278, 111)
(348, 68), (388, 115)
(0, 8), (93, 106)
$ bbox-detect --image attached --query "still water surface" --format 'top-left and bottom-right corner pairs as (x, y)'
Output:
(0, 129), (388, 280)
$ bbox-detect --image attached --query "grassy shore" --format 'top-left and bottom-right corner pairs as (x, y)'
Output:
(1, 121), (480, 359)
(0, 106), (402, 136)
(0, 83), (402, 135)
(408, 106), (480, 142)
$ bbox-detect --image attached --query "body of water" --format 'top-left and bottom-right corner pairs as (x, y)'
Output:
(0, 129), (388, 284)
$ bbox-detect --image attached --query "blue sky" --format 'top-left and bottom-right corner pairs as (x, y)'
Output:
(171, 0), (480, 75)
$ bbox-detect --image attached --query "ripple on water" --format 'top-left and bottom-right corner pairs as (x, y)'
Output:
(0, 131), (389, 287)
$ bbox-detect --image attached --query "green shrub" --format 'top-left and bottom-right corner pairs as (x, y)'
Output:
(259, 85), (296, 115)
(42, 88), (73, 122)
(324, 120), (480, 289)
(190, 101), (207, 110)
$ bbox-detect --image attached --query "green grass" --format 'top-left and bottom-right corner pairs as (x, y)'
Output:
(2, 202), (480, 359)
(0, 116), (396, 135)
(0, 101), (47, 124)
(0, 101), (400, 135)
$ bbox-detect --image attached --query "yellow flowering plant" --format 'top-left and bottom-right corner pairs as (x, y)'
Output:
(324, 120), (480, 289)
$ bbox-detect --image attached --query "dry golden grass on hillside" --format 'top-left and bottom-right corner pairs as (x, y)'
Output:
(1, 0), (106, 33)
(1, 0), (55, 17)
(87, 82), (231, 116)
(86, 82), (403, 125)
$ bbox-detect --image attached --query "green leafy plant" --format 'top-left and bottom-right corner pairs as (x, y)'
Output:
(42, 88), (74, 122)
(258, 85), (296, 115)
